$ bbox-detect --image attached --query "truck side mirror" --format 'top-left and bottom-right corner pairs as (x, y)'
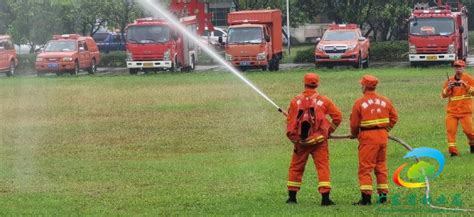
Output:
(316, 37), (321, 44)
(218, 36), (225, 45)
(459, 26), (464, 34)
(358, 37), (366, 41)
(265, 35), (270, 42)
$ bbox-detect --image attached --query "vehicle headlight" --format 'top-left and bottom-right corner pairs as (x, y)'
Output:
(62, 57), (73, 61)
(316, 45), (324, 51)
(164, 49), (171, 61)
(448, 43), (455, 54)
(347, 44), (357, 51)
(225, 53), (233, 61)
(36, 57), (43, 62)
(126, 52), (133, 61)
(409, 44), (416, 54)
(257, 52), (266, 61)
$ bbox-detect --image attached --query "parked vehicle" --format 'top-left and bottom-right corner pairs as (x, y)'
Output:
(125, 16), (198, 74)
(35, 34), (101, 76)
(93, 31), (126, 53)
(314, 24), (370, 69)
(0, 35), (17, 77)
(200, 27), (227, 45)
(408, 0), (468, 66)
(221, 9), (283, 71)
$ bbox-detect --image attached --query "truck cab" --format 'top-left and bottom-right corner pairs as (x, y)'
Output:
(0, 35), (17, 77)
(408, 1), (468, 66)
(223, 10), (283, 71)
(35, 34), (101, 76)
(125, 17), (197, 74)
(315, 24), (370, 69)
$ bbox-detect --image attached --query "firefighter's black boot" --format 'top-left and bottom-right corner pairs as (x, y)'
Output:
(353, 193), (372, 206)
(286, 190), (297, 204)
(471, 146), (474, 153)
(321, 192), (335, 206)
(378, 193), (387, 204)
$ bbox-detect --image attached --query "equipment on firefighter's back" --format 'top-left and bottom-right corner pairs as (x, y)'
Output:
(287, 94), (328, 146)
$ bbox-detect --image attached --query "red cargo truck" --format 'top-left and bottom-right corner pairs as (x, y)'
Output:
(221, 10), (283, 71)
(125, 16), (198, 74)
(408, 0), (468, 66)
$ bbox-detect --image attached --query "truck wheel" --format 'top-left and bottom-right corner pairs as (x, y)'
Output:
(88, 59), (97, 74)
(410, 62), (418, 67)
(56, 72), (63, 76)
(129, 69), (138, 75)
(274, 59), (280, 71)
(71, 61), (79, 75)
(362, 53), (369, 69)
(268, 58), (276, 71)
(6, 60), (15, 77)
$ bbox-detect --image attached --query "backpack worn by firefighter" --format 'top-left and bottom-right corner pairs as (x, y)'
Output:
(287, 94), (329, 146)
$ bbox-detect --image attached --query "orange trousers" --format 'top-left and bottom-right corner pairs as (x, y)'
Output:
(357, 130), (389, 195)
(287, 142), (330, 194)
(445, 113), (474, 149)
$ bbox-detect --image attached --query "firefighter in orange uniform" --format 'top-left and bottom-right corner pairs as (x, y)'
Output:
(286, 73), (342, 206)
(350, 75), (398, 205)
(441, 59), (474, 156)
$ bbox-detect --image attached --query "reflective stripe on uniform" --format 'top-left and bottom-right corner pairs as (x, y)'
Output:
(287, 181), (302, 187)
(450, 94), (472, 101)
(304, 135), (325, 145)
(377, 184), (389, 189)
(448, 143), (456, 147)
(468, 87), (474, 94)
(360, 185), (373, 191)
(360, 118), (389, 127)
(318, 182), (331, 188)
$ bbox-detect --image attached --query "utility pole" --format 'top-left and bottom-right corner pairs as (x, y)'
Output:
(286, 0), (291, 55)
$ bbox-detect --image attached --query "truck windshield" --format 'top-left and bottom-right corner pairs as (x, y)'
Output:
(127, 25), (170, 43)
(228, 27), (263, 44)
(410, 18), (454, 36)
(45, 41), (76, 52)
(322, 31), (357, 41)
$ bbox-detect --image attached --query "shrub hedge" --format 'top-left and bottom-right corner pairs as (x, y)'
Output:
(98, 51), (127, 67)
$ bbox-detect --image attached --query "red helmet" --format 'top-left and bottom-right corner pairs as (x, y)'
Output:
(360, 75), (378, 88)
(304, 73), (320, 86)
(453, 60), (466, 67)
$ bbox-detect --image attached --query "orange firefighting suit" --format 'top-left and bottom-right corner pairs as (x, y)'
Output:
(350, 91), (398, 195)
(287, 89), (342, 194)
(442, 72), (474, 151)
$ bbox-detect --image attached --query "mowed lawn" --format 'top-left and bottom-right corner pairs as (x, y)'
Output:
(0, 67), (473, 215)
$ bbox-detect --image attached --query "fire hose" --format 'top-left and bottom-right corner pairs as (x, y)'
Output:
(329, 134), (474, 212)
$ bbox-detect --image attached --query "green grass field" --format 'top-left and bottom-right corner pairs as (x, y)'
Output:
(0, 67), (473, 215)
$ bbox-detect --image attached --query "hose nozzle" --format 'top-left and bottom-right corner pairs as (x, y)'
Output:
(278, 108), (288, 117)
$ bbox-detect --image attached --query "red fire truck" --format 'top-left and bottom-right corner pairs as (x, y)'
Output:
(125, 16), (198, 74)
(408, 0), (468, 66)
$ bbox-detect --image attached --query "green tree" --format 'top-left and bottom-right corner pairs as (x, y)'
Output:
(109, 0), (144, 39)
(6, 0), (63, 52)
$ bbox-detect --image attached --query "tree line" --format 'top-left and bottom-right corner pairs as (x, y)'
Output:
(0, 0), (143, 53)
(1, 0), (474, 53)
(231, 0), (474, 41)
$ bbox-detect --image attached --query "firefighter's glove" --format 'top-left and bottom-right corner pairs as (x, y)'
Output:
(350, 134), (357, 139)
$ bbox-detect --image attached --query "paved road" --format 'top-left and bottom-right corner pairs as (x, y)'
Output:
(5, 56), (474, 77)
